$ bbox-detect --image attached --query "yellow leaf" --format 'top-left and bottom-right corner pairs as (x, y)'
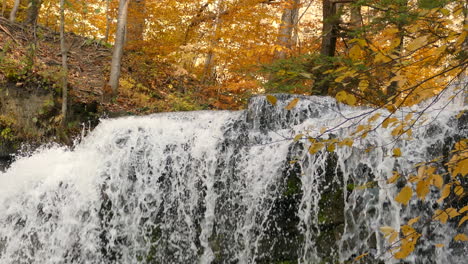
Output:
(431, 174), (443, 189)
(327, 143), (336, 153)
(459, 205), (468, 214)
(445, 208), (460, 218)
(391, 124), (404, 137)
(433, 209), (449, 224)
(338, 138), (354, 147)
(354, 252), (369, 261)
(387, 172), (400, 184)
(374, 52), (392, 63)
(389, 37), (401, 50)
(349, 45), (363, 60)
(346, 93), (357, 106)
(380, 226), (395, 236)
(368, 113), (381, 123)
(437, 184), (452, 203)
(395, 186), (412, 206)
(454, 186), (464, 196)
(358, 79), (369, 91)
(394, 241), (415, 259)
(309, 142), (324, 155)
(335, 75), (346, 83)
(405, 113), (413, 122)
(453, 233), (468, 241)
(389, 232), (398, 243)
(416, 180), (430, 200)
(407, 36), (428, 51)
(335, 91), (347, 103)
(386, 104), (397, 113)
(450, 157), (468, 177)
(382, 117), (398, 128)
(320, 127), (327, 134)
(435, 244), (444, 248)
(401, 225), (416, 236)
(408, 216), (420, 226)
(293, 134), (304, 142)
(405, 129), (413, 138)
(266, 95), (277, 105)
(433, 45), (447, 57)
(285, 98), (300, 110)
(455, 31), (467, 48)
(458, 215), (468, 227)
(393, 148), (402, 157)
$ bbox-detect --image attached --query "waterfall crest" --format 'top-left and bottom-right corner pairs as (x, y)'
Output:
(0, 93), (466, 263)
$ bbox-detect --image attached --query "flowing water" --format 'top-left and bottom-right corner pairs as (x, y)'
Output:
(0, 91), (466, 263)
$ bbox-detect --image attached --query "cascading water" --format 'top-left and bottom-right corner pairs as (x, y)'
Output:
(0, 92), (466, 263)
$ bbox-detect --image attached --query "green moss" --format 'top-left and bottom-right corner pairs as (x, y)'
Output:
(283, 173), (301, 197)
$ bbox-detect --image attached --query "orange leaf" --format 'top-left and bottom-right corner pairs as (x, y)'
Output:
(285, 98), (299, 110)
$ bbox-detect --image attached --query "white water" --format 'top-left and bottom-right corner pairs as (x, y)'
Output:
(0, 92), (467, 263)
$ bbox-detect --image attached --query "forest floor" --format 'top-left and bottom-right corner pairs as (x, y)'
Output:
(0, 17), (219, 151)
(0, 17), (212, 116)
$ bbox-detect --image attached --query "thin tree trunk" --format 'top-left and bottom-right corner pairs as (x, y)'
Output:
(104, 0), (111, 42)
(349, 4), (361, 29)
(25, 0), (42, 26)
(60, 0), (68, 127)
(2, 0), (6, 17)
(108, 0), (129, 97)
(274, 0), (300, 60)
(202, 0), (223, 84)
(9, 0), (21, 22)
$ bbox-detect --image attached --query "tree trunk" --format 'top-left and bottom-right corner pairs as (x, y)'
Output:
(60, 0), (68, 127)
(108, 0), (130, 98)
(9, 0), (21, 22)
(126, 0), (145, 49)
(25, 0), (42, 26)
(2, 0), (6, 18)
(349, 4), (361, 30)
(313, 0), (340, 95)
(201, 0), (224, 84)
(104, 0), (111, 43)
(274, 0), (300, 60)
(320, 0), (338, 57)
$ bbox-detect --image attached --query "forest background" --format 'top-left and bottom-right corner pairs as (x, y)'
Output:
(0, 0), (467, 261)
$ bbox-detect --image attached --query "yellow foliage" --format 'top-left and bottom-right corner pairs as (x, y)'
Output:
(433, 209), (449, 224)
(285, 98), (300, 110)
(437, 184), (452, 203)
(415, 179), (430, 200)
(395, 186), (412, 206)
(408, 216), (420, 226)
(387, 172), (400, 184)
(393, 148), (402, 157)
(453, 234), (468, 241)
(308, 142), (324, 155)
(266, 95), (277, 105)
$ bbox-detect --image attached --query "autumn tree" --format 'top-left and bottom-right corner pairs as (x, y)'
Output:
(9, 0), (22, 22)
(59, 0), (68, 126)
(25, 0), (42, 25)
(108, 0), (129, 98)
(274, 0), (300, 60)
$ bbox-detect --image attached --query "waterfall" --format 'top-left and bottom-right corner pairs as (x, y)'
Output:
(0, 93), (466, 264)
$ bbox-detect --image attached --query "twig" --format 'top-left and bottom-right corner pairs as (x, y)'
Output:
(0, 23), (19, 45)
